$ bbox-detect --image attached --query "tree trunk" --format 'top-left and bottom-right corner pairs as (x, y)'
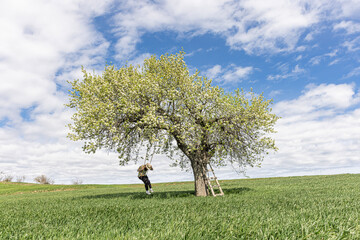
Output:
(191, 159), (209, 196)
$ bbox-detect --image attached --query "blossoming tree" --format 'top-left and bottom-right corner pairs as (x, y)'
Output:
(67, 51), (279, 196)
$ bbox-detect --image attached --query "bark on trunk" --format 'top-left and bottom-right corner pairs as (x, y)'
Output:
(191, 159), (209, 196)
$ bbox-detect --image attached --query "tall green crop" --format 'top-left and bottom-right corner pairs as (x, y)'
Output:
(1, 174), (360, 239)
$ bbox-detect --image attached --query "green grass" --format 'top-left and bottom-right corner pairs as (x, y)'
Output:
(1, 174), (360, 239)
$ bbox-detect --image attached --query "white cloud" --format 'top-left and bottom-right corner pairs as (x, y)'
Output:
(329, 59), (340, 66)
(292, 64), (305, 74)
(336, 0), (360, 19)
(274, 83), (360, 119)
(295, 55), (303, 61)
(112, 0), (235, 59)
(324, 49), (338, 57)
(267, 64), (305, 81)
(110, 0), (325, 59)
(269, 90), (282, 98)
(204, 64), (253, 83)
(223, 66), (253, 82)
(205, 65), (223, 80)
(303, 26), (325, 43)
(304, 32), (315, 41)
(0, 0), (112, 123)
(128, 53), (152, 67)
(343, 36), (360, 52)
(227, 0), (318, 54)
(309, 49), (338, 66)
(256, 83), (360, 177)
(333, 20), (360, 54)
(106, 0), (360, 59)
(185, 48), (203, 57)
(309, 56), (322, 65)
(334, 21), (360, 34)
(345, 66), (360, 78)
(114, 31), (141, 60)
(0, 0), (116, 184)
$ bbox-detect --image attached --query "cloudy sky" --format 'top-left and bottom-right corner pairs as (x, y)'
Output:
(1, 0), (359, 184)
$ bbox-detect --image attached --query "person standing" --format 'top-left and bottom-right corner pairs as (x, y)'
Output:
(138, 163), (154, 195)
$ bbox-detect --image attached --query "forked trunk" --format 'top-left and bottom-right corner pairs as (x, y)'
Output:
(191, 159), (209, 196)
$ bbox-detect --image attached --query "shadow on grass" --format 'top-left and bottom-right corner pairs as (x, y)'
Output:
(223, 187), (251, 195)
(78, 190), (195, 200)
(78, 187), (251, 200)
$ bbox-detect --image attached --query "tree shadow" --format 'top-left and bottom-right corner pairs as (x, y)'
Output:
(78, 190), (195, 200)
(222, 187), (252, 195)
(77, 187), (251, 200)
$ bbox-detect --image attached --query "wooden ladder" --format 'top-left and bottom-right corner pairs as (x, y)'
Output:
(206, 163), (224, 197)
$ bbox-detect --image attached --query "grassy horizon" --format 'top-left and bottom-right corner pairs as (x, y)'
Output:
(1, 174), (360, 239)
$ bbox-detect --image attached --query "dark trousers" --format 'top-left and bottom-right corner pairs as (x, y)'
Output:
(138, 176), (152, 191)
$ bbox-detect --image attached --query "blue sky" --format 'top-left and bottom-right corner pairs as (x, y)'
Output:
(0, 0), (359, 184)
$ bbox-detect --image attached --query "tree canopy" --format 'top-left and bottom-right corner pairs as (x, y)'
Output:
(67, 51), (279, 196)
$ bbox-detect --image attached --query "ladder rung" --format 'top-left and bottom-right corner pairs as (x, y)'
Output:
(207, 163), (224, 197)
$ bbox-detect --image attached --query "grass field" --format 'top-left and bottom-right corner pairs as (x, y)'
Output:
(1, 174), (360, 239)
